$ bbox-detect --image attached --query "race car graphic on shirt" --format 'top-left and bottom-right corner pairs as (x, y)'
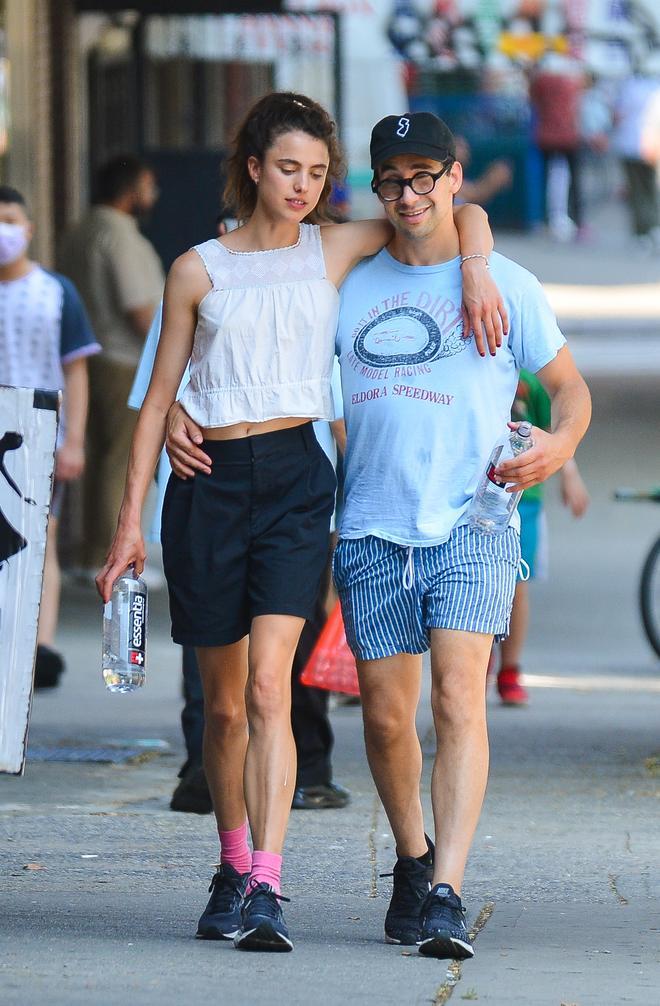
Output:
(351, 296), (470, 370)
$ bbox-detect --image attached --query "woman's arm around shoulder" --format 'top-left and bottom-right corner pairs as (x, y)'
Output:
(320, 219), (391, 287)
(453, 203), (509, 357)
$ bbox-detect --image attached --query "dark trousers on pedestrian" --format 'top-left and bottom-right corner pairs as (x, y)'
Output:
(621, 157), (660, 236)
(179, 545), (334, 787)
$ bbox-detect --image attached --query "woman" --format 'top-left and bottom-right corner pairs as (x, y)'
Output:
(96, 92), (503, 953)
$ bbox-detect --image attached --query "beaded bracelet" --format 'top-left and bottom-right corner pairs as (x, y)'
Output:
(460, 253), (490, 268)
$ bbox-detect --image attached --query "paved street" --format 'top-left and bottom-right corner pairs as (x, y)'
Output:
(2, 202), (659, 1005)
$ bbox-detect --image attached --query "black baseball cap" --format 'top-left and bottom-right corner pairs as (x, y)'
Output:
(370, 112), (456, 169)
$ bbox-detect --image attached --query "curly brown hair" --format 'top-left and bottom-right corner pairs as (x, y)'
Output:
(223, 92), (346, 224)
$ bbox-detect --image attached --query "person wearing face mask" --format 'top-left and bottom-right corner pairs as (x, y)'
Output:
(58, 156), (164, 576)
(0, 186), (100, 687)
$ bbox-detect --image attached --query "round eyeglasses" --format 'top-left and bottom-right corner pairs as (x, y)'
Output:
(371, 161), (454, 202)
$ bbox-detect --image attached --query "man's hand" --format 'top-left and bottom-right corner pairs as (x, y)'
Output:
(55, 441), (85, 482)
(560, 459), (590, 517)
(460, 258), (509, 358)
(166, 401), (211, 478)
(495, 422), (571, 493)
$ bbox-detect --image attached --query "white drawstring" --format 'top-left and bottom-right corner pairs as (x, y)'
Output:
(518, 558), (530, 582)
(403, 546), (415, 590)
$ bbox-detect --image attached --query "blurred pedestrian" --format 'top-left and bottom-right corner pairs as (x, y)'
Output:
(530, 52), (586, 242)
(494, 369), (590, 706)
(454, 135), (513, 208)
(0, 186), (100, 688)
(98, 91), (500, 954)
(58, 155), (163, 573)
(612, 63), (660, 249)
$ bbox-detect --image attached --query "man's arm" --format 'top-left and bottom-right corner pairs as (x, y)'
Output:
(330, 417), (346, 456)
(56, 356), (88, 482)
(495, 345), (591, 491)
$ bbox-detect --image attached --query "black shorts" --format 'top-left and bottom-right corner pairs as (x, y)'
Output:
(161, 423), (336, 647)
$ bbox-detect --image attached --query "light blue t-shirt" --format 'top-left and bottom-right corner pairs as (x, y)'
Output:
(129, 305), (343, 542)
(336, 249), (565, 546)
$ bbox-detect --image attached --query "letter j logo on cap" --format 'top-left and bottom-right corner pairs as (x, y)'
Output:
(396, 117), (410, 138)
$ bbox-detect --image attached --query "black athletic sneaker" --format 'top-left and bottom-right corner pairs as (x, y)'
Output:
(382, 835), (434, 945)
(418, 883), (474, 960)
(196, 864), (249, 941)
(234, 882), (293, 952)
(170, 766), (213, 815)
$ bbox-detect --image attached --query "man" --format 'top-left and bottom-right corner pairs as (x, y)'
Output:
(164, 112), (590, 960)
(58, 155), (164, 572)
(0, 186), (100, 687)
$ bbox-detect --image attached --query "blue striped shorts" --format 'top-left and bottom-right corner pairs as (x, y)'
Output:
(333, 524), (520, 661)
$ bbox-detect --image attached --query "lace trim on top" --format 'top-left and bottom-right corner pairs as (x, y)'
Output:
(218, 225), (302, 256)
(193, 223), (328, 291)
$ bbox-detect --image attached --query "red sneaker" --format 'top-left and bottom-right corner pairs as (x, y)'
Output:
(497, 666), (529, 706)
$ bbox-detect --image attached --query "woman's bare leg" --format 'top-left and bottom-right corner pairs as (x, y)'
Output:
(243, 614), (305, 852)
(196, 638), (249, 830)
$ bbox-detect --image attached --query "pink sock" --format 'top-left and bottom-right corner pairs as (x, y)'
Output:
(219, 821), (252, 876)
(248, 850), (282, 895)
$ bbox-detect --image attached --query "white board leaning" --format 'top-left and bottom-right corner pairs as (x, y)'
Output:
(0, 386), (59, 775)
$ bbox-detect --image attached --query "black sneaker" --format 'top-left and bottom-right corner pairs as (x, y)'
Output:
(34, 645), (65, 689)
(418, 883), (474, 960)
(382, 835), (434, 945)
(291, 781), (350, 810)
(196, 864), (249, 941)
(170, 766), (213, 815)
(234, 882), (293, 952)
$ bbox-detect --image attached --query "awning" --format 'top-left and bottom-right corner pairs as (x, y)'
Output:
(74, 2), (283, 12)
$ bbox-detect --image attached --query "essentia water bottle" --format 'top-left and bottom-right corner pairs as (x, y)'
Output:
(102, 567), (148, 692)
(468, 422), (534, 534)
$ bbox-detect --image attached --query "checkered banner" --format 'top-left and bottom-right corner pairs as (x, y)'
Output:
(0, 386), (59, 775)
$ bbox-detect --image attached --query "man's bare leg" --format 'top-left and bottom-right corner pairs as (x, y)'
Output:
(357, 652), (426, 857)
(428, 628), (494, 892)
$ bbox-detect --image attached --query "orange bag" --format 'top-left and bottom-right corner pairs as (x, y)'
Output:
(300, 601), (360, 696)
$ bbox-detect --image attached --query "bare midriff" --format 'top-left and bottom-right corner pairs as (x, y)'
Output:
(201, 416), (311, 441)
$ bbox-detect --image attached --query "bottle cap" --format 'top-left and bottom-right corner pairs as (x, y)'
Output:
(517, 422), (532, 437)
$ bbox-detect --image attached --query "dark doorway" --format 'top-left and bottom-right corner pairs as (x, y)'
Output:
(86, 11), (338, 269)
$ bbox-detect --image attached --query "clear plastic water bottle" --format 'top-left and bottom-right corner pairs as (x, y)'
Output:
(102, 567), (148, 692)
(467, 422), (534, 534)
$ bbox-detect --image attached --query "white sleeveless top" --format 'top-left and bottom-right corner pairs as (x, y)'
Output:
(179, 223), (339, 428)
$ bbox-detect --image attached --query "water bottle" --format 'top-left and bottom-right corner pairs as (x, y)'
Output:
(468, 422), (534, 534)
(102, 567), (148, 692)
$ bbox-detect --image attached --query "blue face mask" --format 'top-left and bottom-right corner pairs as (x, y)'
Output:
(0, 222), (29, 265)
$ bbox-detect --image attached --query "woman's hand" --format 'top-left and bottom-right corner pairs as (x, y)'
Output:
(95, 522), (146, 603)
(460, 258), (509, 358)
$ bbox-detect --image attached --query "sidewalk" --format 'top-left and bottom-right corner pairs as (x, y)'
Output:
(2, 200), (660, 1005)
(496, 199), (660, 377)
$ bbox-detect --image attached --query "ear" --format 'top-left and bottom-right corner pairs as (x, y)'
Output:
(247, 156), (261, 185)
(448, 160), (463, 195)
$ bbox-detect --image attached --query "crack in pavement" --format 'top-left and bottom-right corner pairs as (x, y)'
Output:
(369, 791), (380, 899)
(608, 873), (629, 906)
(432, 901), (495, 1004)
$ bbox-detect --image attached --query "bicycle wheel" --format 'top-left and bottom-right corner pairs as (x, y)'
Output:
(640, 536), (660, 659)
